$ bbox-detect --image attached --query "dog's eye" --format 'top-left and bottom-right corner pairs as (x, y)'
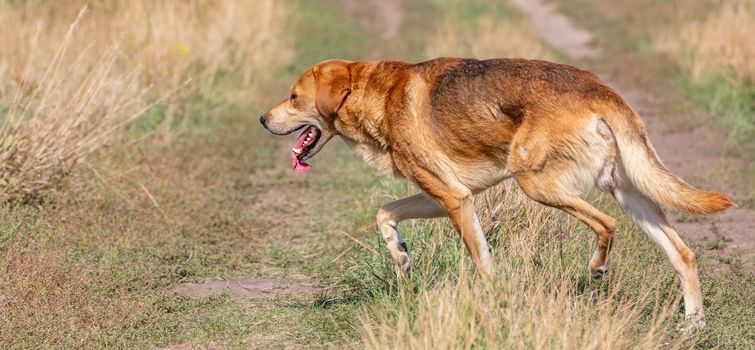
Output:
(290, 93), (297, 101)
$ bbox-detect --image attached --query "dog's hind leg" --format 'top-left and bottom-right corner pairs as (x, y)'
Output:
(377, 193), (446, 272)
(514, 171), (617, 279)
(613, 181), (705, 330)
(509, 115), (619, 279)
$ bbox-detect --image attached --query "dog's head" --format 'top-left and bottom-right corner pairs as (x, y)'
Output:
(260, 60), (352, 172)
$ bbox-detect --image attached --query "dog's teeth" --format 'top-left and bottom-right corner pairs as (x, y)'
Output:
(292, 148), (302, 154)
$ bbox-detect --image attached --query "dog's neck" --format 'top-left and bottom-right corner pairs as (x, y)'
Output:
(336, 61), (411, 149)
(333, 61), (412, 177)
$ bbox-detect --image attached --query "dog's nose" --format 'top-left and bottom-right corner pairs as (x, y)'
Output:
(259, 114), (267, 126)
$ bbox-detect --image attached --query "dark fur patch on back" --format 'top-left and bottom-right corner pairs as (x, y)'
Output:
(498, 103), (524, 123)
(430, 59), (497, 101)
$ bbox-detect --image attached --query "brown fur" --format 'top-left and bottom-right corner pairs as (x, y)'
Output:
(261, 58), (734, 326)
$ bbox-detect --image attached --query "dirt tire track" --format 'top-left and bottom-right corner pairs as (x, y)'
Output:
(510, 0), (755, 268)
(339, 0), (403, 40)
(175, 277), (323, 299)
(339, 0), (404, 60)
(509, 0), (600, 59)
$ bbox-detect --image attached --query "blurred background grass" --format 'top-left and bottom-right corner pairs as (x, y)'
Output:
(0, 0), (752, 349)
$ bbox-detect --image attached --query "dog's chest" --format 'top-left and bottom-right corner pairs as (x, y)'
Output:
(345, 140), (402, 177)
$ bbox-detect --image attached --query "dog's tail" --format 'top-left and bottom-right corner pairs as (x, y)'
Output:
(604, 106), (734, 215)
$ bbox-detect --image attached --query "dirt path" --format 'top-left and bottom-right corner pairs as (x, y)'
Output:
(339, 0), (403, 40)
(510, 0), (755, 268)
(508, 0), (599, 59)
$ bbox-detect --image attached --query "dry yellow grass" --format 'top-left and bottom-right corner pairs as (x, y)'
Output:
(425, 0), (553, 60)
(655, 1), (755, 83)
(0, 0), (291, 203)
(0, 0), (291, 101)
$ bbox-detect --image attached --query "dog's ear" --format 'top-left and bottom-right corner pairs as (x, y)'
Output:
(313, 60), (351, 118)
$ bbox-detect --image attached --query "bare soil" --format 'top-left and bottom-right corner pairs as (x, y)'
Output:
(339, 0), (403, 40)
(509, 0), (755, 268)
(509, 0), (600, 59)
(174, 278), (324, 299)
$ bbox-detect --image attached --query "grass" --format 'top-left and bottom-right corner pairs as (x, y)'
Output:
(0, 8), (151, 204)
(654, 2), (755, 83)
(424, 0), (554, 60)
(354, 185), (755, 348)
(1, 0), (753, 348)
(672, 75), (754, 155)
(0, 0), (292, 204)
(654, 1), (755, 156)
(0, 0), (372, 348)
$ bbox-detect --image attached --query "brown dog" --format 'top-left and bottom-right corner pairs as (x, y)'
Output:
(260, 58), (733, 327)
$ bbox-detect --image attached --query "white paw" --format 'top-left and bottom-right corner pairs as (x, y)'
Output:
(677, 314), (706, 335)
(387, 240), (413, 272)
(589, 257), (611, 280)
(590, 266), (608, 279)
(395, 251), (413, 272)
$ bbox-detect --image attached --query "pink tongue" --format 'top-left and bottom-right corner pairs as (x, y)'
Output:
(291, 127), (313, 172)
(291, 152), (311, 172)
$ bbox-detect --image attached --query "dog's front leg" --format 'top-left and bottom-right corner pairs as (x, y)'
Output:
(441, 194), (494, 276)
(409, 168), (494, 276)
(377, 193), (446, 271)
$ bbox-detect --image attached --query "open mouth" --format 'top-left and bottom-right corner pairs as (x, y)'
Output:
(290, 126), (321, 172)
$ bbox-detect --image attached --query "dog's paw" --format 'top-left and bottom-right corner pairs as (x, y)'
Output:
(590, 266), (608, 280)
(396, 251), (413, 272)
(589, 257), (611, 280)
(677, 314), (706, 335)
(392, 241), (413, 272)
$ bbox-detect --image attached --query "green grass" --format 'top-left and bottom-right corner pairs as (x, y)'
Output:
(673, 74), (755, 155)
(2, 0), (753, 348)
(0, 1), (382, 348)
(291, 3), (365, 64)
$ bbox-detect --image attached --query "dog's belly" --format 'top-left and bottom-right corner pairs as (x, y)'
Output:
(451, 160), (513, 193)
(346, 137), (510, 193)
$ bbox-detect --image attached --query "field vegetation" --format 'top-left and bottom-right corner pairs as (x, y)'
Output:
(653, 1), (755, 155)
(559, 0), (754, 156)
(0, 0), (303, 347)
(0, 0), (290, 204)
(0, 0), (752, 349)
